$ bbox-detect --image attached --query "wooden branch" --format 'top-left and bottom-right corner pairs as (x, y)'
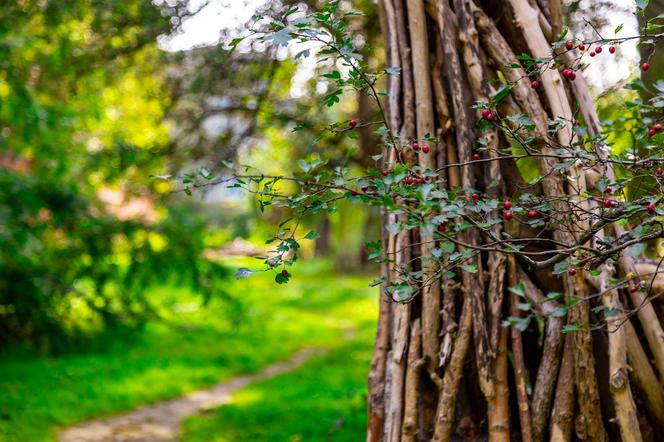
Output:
(617, 251), (664, 384)
(393, 0), (416, 140)
(487, 328), (511, 441)
(407, 0), (440, 374)
(402, 318), (422, 441)
(509, 257), (534, 442)
(432, 296), (473, 442)
(430, 0), (493, 399)
(550, 334), (575, 442)
(625, 321), (664, 430)
(518, 266), (563, 442)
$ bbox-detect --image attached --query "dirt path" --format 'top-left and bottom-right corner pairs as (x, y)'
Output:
(58, 348), (325, 442)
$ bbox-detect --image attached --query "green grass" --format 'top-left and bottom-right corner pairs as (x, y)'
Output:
(181, 317), (375, 442)
(0, 259), (377, 442)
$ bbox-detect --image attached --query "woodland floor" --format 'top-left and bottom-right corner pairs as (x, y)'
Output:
(57, 348), (326, 442)
(0, 260), (376, 441)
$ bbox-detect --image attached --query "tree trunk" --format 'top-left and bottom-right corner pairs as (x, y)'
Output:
(368, 0), (663, 440)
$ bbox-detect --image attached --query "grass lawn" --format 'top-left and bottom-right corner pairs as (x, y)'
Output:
(0, 260), (377, 442)
(181, 316), (375, 442)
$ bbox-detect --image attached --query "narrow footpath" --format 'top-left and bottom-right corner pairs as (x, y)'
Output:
(58, 348), (325, 442)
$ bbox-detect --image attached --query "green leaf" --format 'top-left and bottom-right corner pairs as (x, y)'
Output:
(235, 268), (252, 279)
(275, 271), (291, 284)
(304, 230), (320, 240)
(509, 282), (526, 298)
(562, 323), (582, 333)
(375, 126), (389, 136)
(459, 263), (478, 273)
(490, 85), (512, 106)
(369, 276), (387, 287)
(625, 242), (647, 257)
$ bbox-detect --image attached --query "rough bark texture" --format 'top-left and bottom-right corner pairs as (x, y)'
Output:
(368, 0), (664, 440)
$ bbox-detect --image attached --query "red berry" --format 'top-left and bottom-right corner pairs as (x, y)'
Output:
(642, 63), (650, 71)
(422, 145), (430, 153)
(382, 170), (389, 176)
(527, 210), (537, 218)
(416, 178), (424, 185)
(649, 128), (656, 137)
(504, 211), (513, 220)
(578, 44), (585, 51)
(412, 142), (420, 151)
(281, 269), (289, 276)
(656, 167), (663, 176)
(655, 123), (662, 132)
(589, 51), (596, 57)
(629, 283), (640, 293)
(568, 71), (576, 81)
(472, 193), (480, 199)
(486, 113), (495, 121)
(647, 202), (656, 214)
(531, 80), (540, 88)
(504, 201), (512, 210)
(406, 176), (414, 185)
(603, 198), (612, 208)
(595, 46), (603, 54)
(604, 186), (613, 194)
(349, 119), (357, 127)
(472, 153), (481, 161)
(568, 268), (577, 276)
(609, 46), (616, 54)
(562, 68), (571, 77)
(351, 190), (358, 196)
(481, 108), (491, 118)
(566, 42), (574, 50)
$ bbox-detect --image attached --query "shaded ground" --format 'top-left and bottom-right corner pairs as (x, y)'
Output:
(58, 348), (325, 442)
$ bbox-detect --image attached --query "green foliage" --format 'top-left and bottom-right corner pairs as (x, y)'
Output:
(0, 259), (377, 441)
(0, 1), (230, 347)
(181, 320), (374, 441)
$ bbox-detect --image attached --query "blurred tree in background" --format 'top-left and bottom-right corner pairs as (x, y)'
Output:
(0, 0), (229, 350)
(0, 0), (386, 350)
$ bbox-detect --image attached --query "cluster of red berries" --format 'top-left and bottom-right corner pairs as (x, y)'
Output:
(602, 198), (617, 208)
(405, 176), (424, 185)
(648, 123), (662, 137)
(481, 108), (495, 121)
(561, 68), (576, 81)
(411, 142), (430, 153)
(504, 200), (513, 220)
(502, 200), (539, 220)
